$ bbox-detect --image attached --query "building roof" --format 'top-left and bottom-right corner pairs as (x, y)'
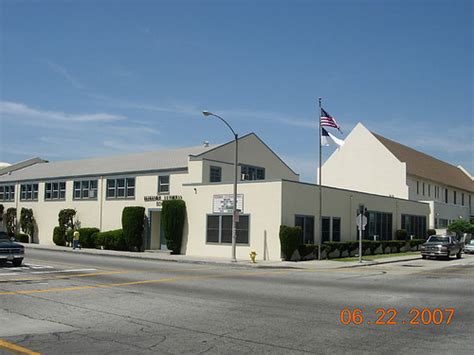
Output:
(372, 133), (474, 193)
(0, 145), (218, 183)
(0, 157), (47, 177)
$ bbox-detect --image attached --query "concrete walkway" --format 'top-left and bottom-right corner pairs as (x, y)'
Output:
(21, 243), (421, 269)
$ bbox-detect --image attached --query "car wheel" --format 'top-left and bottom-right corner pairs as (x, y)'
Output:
(456, 251), (462, 259)
(421, 255), (426, 259)
(12, 259), (23, 267)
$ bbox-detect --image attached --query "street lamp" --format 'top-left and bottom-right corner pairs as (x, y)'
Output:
(202, 110), (239, 262)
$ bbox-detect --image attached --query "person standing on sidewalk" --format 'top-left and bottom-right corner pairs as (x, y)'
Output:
(72, 230), (81, 250)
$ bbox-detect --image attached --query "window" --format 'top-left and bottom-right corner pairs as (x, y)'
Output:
(106, 178), (135, 199)
(158, 175), (170, 194)
(210, 166), (222, 183)
(206, 215), (250, 244)
(422, 183), (425, 196)
(73, 180), (98, 200)
(241, 165), (265, 181)
(402, 214), (427, 239)
(453, 191), (457, 205)
(332, 218), (341, 242)
(295, 215), (314, 244)
(461, 193), (464, 206)
(428, 184), (431, 197)
(321, 217), (330, 242)
(20, 183), (39, 201)
(445, 189), (448, 203)
(416, 181), (419, 194)
(363, 211), (393, 241)
(0, 185), (15, 202)
(45, 181), (66, 201)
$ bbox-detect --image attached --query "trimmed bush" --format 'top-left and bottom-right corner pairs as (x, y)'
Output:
(122, 207), (145, 251)
(5, 208), (17, 236)
(94, 229), (127, 251)
(15, 233), (29, 243)
(0, 204), (4, 222)
(20, 208), (35, 239)
(427, 229), (436, 238)
(298, 244), (318, 259)
(78, 228), (100, 248)
(279, 225), (302, 261)
(409, 239), (425, 248)
(162, 200), (187, 254)
(53, 226), (66, 246)
(395, 229), (408, 240)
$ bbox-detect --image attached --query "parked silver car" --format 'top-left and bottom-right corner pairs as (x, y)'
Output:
(464, 239), (474, 254)
(420, 235), (462, 259)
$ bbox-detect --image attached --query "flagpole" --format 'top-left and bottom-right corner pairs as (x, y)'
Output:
(318, 97), (323, 260)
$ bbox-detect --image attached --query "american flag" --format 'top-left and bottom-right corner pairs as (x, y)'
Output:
(320, 108), (342, 132)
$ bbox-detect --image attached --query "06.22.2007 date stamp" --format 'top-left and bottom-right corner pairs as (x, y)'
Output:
(340, 308), (455, 326)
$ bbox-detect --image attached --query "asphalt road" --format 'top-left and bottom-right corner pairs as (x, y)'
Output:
(1, 249), (473, 354)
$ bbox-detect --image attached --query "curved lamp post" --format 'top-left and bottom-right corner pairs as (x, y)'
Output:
(202, 110), (238, 262)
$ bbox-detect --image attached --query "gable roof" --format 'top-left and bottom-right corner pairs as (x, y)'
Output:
(0, 145), (218, 183)
(0, 157), (47, 176)
(372, 133), (474, 192)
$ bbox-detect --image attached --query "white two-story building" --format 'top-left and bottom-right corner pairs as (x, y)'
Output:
(0, 132), (431, 260)
(322, 123), (474, 234)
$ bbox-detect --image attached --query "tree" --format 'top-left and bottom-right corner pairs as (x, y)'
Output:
(447, 219), (473, 237)
(20, 208), (35, 241)
(58, 209), (76, 230)
(5, 208), (17, 236)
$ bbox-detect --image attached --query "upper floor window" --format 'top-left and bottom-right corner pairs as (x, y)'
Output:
(210, 166), (222, 183)
(445, 189), (448, 203)
(422, 183), (425, 196)
(0, 185), (15, 202)
(45, 181), (66, 200)
(106, 177), (135, 199)
(158, 175), (169, 194)
(428, 184), (431, 197)
(416, 181), (419, 194)
(20, 183), (39, 201)
(453, 191), (457, 205)
(461, 193), (464, 206)
(74, 180), (98, 200)
(241, 165), (265, 181)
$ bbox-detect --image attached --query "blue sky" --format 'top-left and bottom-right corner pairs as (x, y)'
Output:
(0, 0), (472, 182)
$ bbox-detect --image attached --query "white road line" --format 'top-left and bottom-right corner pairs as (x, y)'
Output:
(0, 273), (21, 276)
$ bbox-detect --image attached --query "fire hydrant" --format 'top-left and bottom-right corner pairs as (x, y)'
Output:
(249, 251), (257, 263)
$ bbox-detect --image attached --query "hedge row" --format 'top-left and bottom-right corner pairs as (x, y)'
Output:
(297, 239), (426, 260)
(94, 229), (128, 251)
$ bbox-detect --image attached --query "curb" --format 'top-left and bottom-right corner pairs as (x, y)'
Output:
(338, 256), (421, 268)
(21, 244), (293, 269)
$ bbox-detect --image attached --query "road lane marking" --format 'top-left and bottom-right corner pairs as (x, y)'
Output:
(30, 268), (97, 274)
(0, 339), (40, 355)
(0, 270), (128, 283)
(0, 269), (289, 296)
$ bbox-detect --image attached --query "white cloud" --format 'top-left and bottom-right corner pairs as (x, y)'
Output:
(0, 101), (126, 122)
(46, 60), (84, 89)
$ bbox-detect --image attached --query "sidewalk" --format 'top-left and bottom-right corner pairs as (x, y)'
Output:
(21, 243), (421, 270)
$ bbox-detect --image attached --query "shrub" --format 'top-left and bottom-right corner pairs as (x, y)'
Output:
(395, 229), (408, 240)
(409, 239), (426, 248)
(77, 228), (100, 248)
(298, 244), (318, 259)
(5, 208), (17, 236)
(20, 208), (35, 238)
(94, 229), (127, 251)
(15, 233), (29, 243)
(0, 204), (4, 222)
(427, 229), (436, 238)
(162, 200), (187, 254)
(361, 240), (380, 255)
(53, 226), (66, 246)
(58, 209), (76, 230)
(279, 225), (302, 260)
(122, 207), (146, 251)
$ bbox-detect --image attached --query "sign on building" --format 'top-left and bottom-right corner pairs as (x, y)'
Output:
(213, 194), (244, 214)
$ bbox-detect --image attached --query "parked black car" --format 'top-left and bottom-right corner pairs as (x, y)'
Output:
(420, 235), (462, 259)
(0, 231), (25, 266)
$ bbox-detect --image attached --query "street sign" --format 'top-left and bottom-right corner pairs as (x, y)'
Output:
(356, 214), (367, 230)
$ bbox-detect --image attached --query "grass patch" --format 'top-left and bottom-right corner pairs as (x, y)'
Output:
(334, 251), (420, 262)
